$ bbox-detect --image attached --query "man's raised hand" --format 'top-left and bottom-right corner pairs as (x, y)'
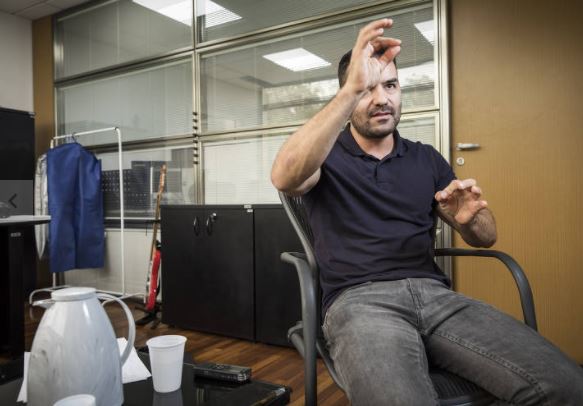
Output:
(435, 179), (488, 225)
(345, 19), (402, 95)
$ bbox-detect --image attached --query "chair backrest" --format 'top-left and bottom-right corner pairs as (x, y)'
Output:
(278, 191), (319, 277)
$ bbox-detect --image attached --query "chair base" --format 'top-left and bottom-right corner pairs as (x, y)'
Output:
(431, 368), (495, 406)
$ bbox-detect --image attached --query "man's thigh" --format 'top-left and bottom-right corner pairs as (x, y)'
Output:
(424, 295), (583, 405)
(323, 281), (438, 406)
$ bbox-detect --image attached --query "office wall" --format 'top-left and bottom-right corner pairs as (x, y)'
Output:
(0, 12), (33, 112)
(449, 0), (583, 362)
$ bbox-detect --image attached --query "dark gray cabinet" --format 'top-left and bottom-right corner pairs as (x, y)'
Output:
(161, 205), (302, 346)
(254, 207), (302, 346)
(161, 206), (254, 340)
(0, 108), (35, 358)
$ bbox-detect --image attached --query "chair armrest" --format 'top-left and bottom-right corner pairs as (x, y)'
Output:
(281, 251), (318, 405)
(281, 252), (318, 328)
(435, 248), (537, 331)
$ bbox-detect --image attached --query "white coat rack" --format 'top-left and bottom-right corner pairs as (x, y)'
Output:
(30, 127), (141, 303)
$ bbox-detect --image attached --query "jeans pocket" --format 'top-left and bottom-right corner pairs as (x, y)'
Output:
(323, 281), (374, 340)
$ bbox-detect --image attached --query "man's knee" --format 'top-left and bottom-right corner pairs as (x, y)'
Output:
(541, 364), (583, 405)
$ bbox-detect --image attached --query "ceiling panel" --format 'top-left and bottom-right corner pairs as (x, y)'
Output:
(0, 0), (41, 14)
(47, 0), (91, 10)
(0, 0), (91, 19)
(15, 3), (61, 19)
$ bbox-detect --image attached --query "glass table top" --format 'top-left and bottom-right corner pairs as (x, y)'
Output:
(0, 350), (290, 406)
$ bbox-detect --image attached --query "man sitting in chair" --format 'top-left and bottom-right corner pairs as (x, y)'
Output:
(271, 18), (583, 406)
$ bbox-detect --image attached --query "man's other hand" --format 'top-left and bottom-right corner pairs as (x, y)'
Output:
(345, 18), (401, 95)
(435, 179), (488, 225)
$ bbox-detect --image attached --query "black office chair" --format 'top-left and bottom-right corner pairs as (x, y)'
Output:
(279, 191), (538, 406)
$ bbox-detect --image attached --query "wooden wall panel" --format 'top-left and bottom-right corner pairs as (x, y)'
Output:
(32, 16), (54, 288)
(449, 0), (583, 362)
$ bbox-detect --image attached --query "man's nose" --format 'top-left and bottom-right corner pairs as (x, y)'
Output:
(371, 85), (388, 105)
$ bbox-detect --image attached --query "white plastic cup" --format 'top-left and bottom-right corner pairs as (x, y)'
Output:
(53, 394), (96, 406)
(147, 335), (187, 393)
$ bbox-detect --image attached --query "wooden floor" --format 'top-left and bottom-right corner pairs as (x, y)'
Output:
(18, 296), (349, 406)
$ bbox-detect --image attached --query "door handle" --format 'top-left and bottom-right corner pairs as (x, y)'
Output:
(193, 216), (200, 236)
(456, 143), (480, 151)
(206, 212), (217, 235)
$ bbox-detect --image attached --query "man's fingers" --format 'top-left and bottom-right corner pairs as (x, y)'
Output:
(462, 178), (477, 189)
(435, 190), (452, 202)
(370, 37), (402, 66)
(443, 178), (476, 194)
(378, 45), (401, 66)
(370, 37), (402, 51)
(355, 19), (393, 52)
(471, 185), (482, 197)
(471, 200), (487, 210)
(436, 182), (483, 203)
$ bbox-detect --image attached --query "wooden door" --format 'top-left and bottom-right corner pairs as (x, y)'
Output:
(449, 0), (583, 362)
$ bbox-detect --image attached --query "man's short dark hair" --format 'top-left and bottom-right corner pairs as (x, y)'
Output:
(337, 50), (398, 88)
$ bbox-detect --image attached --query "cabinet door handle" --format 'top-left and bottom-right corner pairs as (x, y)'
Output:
(193, 216), (200, 236)
(206, 212), (217, 235)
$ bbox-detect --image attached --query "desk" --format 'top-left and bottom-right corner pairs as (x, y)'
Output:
(0, 352), (290, 405)
(0, 216), (50, 357)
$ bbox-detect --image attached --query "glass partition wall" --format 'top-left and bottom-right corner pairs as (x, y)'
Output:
(54, 0), (451, 290)
(54, 0), (447, 216)
(197, 1), (442, 205)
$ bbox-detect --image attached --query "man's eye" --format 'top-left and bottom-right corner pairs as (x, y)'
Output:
(385, 82), (396, 89)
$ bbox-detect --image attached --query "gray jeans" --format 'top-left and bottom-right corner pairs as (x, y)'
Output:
(322, 278), (583, 406)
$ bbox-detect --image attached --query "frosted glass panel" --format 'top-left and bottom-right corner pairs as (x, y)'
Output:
(398, 114), (437, 147)
(202, 114), (436, 205)
(203, 134), (287, 204)
(56, 0), (192, 78)
(201, 4), (435, 133)
(57, 58), (193, 145)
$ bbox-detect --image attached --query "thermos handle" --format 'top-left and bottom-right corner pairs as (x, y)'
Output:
(32, 299), (54, 309)
(97, 293), (136, 366)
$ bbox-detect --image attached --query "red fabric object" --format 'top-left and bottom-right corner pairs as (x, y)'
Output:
(146, 248), (161, 312)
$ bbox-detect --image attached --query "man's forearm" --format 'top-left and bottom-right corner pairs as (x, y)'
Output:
(271, 86), (362, 193)
(457, 208), (497, 248)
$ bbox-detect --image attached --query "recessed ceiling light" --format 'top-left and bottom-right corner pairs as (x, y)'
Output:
(133, 0), (242, 28)
(263, 48), (331, 72)
(133, 0), (192, 25)
(414, 20), (435, 45)
(197, 0), (242, 28)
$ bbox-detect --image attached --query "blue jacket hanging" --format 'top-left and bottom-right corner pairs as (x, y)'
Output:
(47, 142), (104, 273)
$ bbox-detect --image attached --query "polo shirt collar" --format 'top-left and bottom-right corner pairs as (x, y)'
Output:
(338, 124), (406, 159)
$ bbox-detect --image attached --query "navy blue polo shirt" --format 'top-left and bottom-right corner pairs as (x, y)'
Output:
(304, 125), (456, 316)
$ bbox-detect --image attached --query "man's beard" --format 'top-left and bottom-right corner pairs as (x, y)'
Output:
(350, 105), (401, 139)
